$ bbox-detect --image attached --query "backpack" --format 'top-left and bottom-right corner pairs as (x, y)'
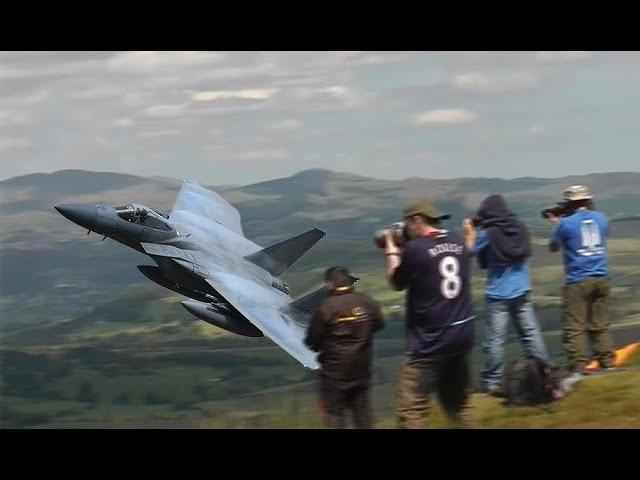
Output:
(503, 357), (561, 406)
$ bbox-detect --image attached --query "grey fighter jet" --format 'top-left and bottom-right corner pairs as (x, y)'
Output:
(54, 181), (340, 369)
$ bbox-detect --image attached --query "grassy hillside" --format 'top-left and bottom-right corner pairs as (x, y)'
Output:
(4, 345), (637, 429)
(375, 355), (640, 429)
(1, 168), (639, 428)
(1, 229), (639, 428)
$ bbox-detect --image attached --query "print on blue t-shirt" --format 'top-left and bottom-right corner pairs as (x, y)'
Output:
(550, 209), (609, 284)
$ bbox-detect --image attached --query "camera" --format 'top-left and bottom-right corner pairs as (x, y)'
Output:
(540, 202), (569, 219)
(374, 222), (410, 248)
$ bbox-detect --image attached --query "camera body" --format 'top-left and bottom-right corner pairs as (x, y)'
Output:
(374, 222), (410, 248)
(541, 202), (569, 220)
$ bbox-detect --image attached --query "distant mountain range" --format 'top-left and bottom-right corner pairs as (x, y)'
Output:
(1, 168), (638, 325)
(2, 168), (639, 248)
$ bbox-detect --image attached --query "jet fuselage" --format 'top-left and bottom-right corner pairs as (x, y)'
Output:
(55, 201), (288, 337)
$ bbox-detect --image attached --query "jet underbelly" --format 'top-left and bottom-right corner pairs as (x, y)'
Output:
(152, 256), (211, 294)
(137, 265), (213, 303)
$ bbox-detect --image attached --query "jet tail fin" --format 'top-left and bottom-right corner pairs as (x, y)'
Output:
(289, 275), (359, 315)
(244, 228), (326, 276)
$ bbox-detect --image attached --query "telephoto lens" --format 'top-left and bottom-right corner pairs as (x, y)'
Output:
(540, 202), (567, 219)
(373, 222), (407, 248)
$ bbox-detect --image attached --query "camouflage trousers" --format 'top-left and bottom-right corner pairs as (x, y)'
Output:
(562, 277), (615, 372)
(396, 353), (473, 429)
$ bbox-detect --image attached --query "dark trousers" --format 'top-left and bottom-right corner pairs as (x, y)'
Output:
(562, 277), (615, 372)
(318, 375), (373, 429)
(396, 353), (472, 429)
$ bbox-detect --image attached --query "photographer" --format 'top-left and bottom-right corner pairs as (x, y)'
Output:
(462, 194), (549, 396)
(383, 200), (473, 429)
(547, 185), (614, 373)
(305, 266), (385, 429)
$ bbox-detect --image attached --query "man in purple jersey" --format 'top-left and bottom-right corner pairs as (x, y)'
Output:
(383, 199), (474, 428)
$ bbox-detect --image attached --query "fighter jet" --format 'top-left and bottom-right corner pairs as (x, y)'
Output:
(54, 181), (341, 369)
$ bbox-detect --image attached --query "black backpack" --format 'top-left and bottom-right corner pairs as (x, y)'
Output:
(503, 357), (559, 406)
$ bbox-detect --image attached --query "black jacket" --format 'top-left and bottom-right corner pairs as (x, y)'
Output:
(304, 286), (385, 383)
(475, 194), (532, 268)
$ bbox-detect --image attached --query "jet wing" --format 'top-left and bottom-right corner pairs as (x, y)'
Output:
(203, 273), (319, 370)
(170, 181), (244, 236)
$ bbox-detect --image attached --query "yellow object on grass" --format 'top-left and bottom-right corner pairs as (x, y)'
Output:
(585, 342), (640, 371)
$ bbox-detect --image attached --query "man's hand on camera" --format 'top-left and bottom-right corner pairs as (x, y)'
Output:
(462, 218), (475, 235)
(384, 230), (402, 280)
(462, 218), (476, 251)
(384, 230), (401, 255)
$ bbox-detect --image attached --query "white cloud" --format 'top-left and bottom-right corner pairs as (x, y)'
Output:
(0, 110), (32, 127)
(113, 117), (134, 127)
(282, 85), (366, 110)
(323, 86), (365, 106)
(415, 108), (477, 126)
(0, 58), (103, 80)
(188, 85), (366, 114)
(528, 124), (546, 135)
(536, 51), (592, 62)
(138, 130), (181, 138)
(71, 86), (122, 100)
(0, 65), (30, 80)
(325, 86), (348, 97)
(107, 51), (222, 73)
(271, 119), (302, 131)
(1, 89), (50, 106)
(90, 133), (118, 150)
(191, 88), (277, 102)
(453, 72), (492, 90)
(453, 71), (539, 92)
(2, 51), (639, 184)
(203, 144), (225, 153)
(0, 138), (32, 149)
(236, 148), (290, 161)
(143, 104), (187, 118)
(373, 139), (396, 150)
(209, 127), (226, 137)
(348, 51), (415, 66)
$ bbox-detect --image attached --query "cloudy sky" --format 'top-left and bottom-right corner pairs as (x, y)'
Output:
(1, 51), (639, 185)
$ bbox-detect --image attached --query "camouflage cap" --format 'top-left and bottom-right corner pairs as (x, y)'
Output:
(403, 199), (451, 220)
(563, 185), (593, 202)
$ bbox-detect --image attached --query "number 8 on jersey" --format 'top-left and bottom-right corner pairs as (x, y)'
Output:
(439, 255), (461, 299)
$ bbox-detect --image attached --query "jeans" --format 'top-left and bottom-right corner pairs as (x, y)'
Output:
(481, 294), (549, 391)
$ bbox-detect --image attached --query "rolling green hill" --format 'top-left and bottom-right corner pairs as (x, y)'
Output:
(1, 168), (639, 428)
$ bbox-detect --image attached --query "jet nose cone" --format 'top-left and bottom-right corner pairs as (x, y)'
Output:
(54, 204), (99, 230)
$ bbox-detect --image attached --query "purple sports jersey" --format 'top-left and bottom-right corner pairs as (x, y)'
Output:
(391, 230), (474, 358)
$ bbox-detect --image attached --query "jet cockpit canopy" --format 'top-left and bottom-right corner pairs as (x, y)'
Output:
(115, 204), (172, 231)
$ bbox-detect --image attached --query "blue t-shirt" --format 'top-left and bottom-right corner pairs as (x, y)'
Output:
(550, 209), (609, 284)
(474, 230), (532, 300)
